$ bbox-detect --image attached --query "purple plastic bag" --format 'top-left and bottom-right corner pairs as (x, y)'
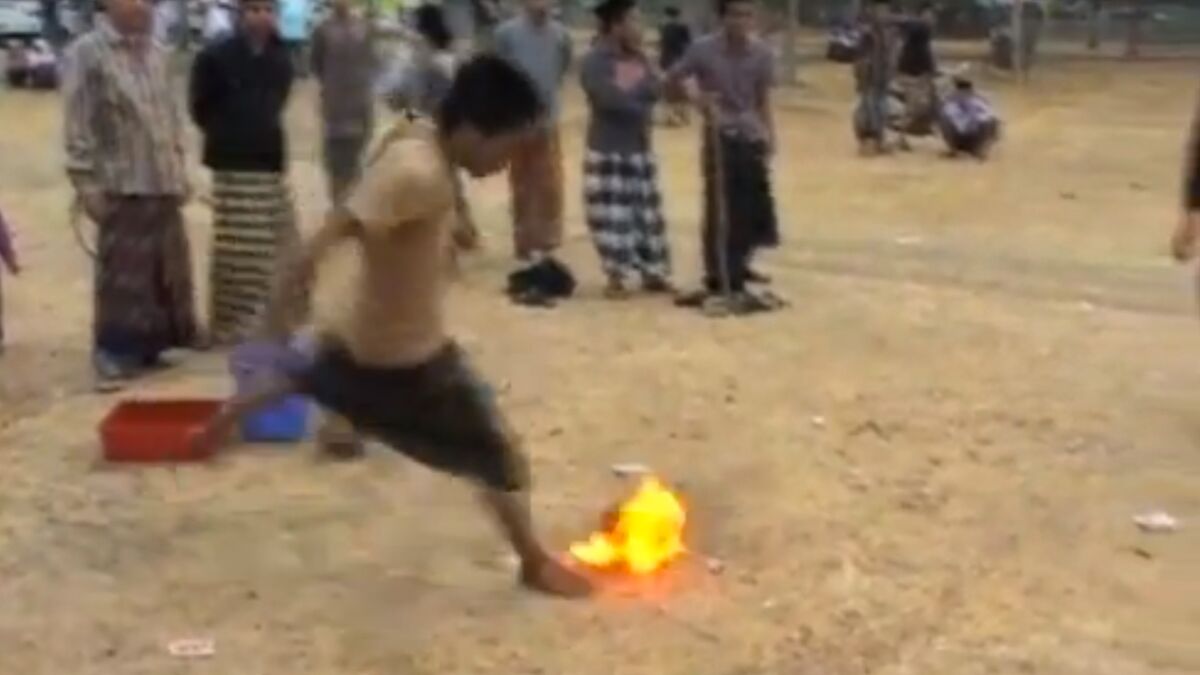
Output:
(229, 333), (315, 390)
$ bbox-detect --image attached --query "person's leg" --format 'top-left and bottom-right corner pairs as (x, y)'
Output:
(508, 135), (536, 261)
(480, 488), (592, 597)
(93, 197), (162, 388)
(316, 411), (365, 459)
(323, 135), (363, 204)
(151, 197), (199, 361)
(632, 154), (671, 290)
(584, 150), (634, 297)
(700, 132), (726, 294)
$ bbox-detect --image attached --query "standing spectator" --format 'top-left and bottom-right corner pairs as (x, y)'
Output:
(580, 0), (671, 298)
(853, 0), (896, 156)
(494, 0), (573, 306)
(190, 0), (295, 345)
(667, 0), (779, 312)
(312, 0), (375, 202)
(894, 1), (937, 149)
(278, 0), (312, 77)
(63, 0), (199, 390)
(658, 5), (691, 126)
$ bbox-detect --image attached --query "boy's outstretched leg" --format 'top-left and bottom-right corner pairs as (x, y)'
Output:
(480, 488), (593, 598)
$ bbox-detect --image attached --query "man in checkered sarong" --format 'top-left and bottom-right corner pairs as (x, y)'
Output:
(579, 0), (672, 298)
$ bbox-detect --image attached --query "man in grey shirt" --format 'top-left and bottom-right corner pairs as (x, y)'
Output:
(494, 0), (573, 305)
(312, 0), (376, 202)
(667, 0), (779, 312)
(579, 0), (671, 298)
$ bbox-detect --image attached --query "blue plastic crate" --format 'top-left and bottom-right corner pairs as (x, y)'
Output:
(240, 395), (310, 443)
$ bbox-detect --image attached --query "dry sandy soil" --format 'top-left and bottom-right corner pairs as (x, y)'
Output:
(1, 57), (1198, 674)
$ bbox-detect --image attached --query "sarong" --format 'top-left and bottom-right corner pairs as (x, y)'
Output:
(583, 149), (670, 282)
(94, 196), (197, 359)
(702, 131), (778, 293)
(509, 127), (564, 259)
(210, 171), (297, 344)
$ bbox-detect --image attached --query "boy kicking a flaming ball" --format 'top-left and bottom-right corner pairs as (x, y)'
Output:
(192, 54), (593, 598)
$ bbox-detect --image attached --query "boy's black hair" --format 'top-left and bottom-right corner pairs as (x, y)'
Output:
(594, 0), (635, 30)
(664, 5), (680, 17)
(414, 2), (454, 51)
(953, 76), (974, 91)
(437, 54), (544, 136)
(716, 0), (753, 16)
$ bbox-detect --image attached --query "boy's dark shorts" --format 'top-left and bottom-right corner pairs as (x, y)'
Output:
(294, 341), (529, 492)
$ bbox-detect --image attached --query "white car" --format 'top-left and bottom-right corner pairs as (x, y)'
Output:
(0, 0), (43, 39)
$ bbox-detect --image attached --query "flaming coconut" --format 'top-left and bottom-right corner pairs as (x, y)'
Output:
(569, 476), (688, 576)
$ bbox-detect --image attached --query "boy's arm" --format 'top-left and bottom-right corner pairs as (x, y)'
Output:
(262, 208), (360, 339)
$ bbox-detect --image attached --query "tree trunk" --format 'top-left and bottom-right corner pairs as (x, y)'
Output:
(780, 0), (800, 85)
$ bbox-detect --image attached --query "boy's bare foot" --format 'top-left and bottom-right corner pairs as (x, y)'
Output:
(520, 556), (594, 598)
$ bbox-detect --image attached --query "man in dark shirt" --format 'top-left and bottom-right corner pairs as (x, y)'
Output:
(658, 5), (691, 126)
(190, 0), (295, 345)
(667, 0), (780, 314)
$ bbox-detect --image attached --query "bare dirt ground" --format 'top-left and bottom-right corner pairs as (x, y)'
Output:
(1, 59), (1198, 674)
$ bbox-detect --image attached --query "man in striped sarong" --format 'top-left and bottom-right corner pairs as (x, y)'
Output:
(580, 0), (671, 298)
(63, 0), (199, 391)
(190, 0), (296, 345)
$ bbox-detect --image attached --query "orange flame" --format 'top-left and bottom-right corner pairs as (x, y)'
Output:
(569, 476), (687, 575)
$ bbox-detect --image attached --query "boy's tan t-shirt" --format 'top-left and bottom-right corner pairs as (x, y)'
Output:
(331, 122), (457, 367)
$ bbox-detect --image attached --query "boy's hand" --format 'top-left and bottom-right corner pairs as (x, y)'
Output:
(1171, 211), (1200, 262)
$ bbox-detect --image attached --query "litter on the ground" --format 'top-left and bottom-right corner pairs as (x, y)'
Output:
(167, 638), (215, 659)
(611, 462), (651, 477)
(1133, 510), (1179, 533)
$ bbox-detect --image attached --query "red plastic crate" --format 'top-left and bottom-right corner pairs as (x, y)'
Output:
(101, 399), (224, 463)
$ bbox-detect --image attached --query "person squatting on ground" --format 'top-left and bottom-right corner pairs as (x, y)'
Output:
(63, 0), (199, 391)
(191, 54), (594, 599)
(938, 77), (999, 160)
(311, 0), (376, 203)
(494, 0), (574, 306)
(854, 0), (897, 156)
(657, 5), (692, 127)
(667, 0), (780, 312)
(190, 0), (296, 346)
(894, 1), (937, 150)
(580, 0), (672, 299)
(0, 208), (19, 354)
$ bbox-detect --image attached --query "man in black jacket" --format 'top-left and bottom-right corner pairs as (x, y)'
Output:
(190, 0), (295, 345)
